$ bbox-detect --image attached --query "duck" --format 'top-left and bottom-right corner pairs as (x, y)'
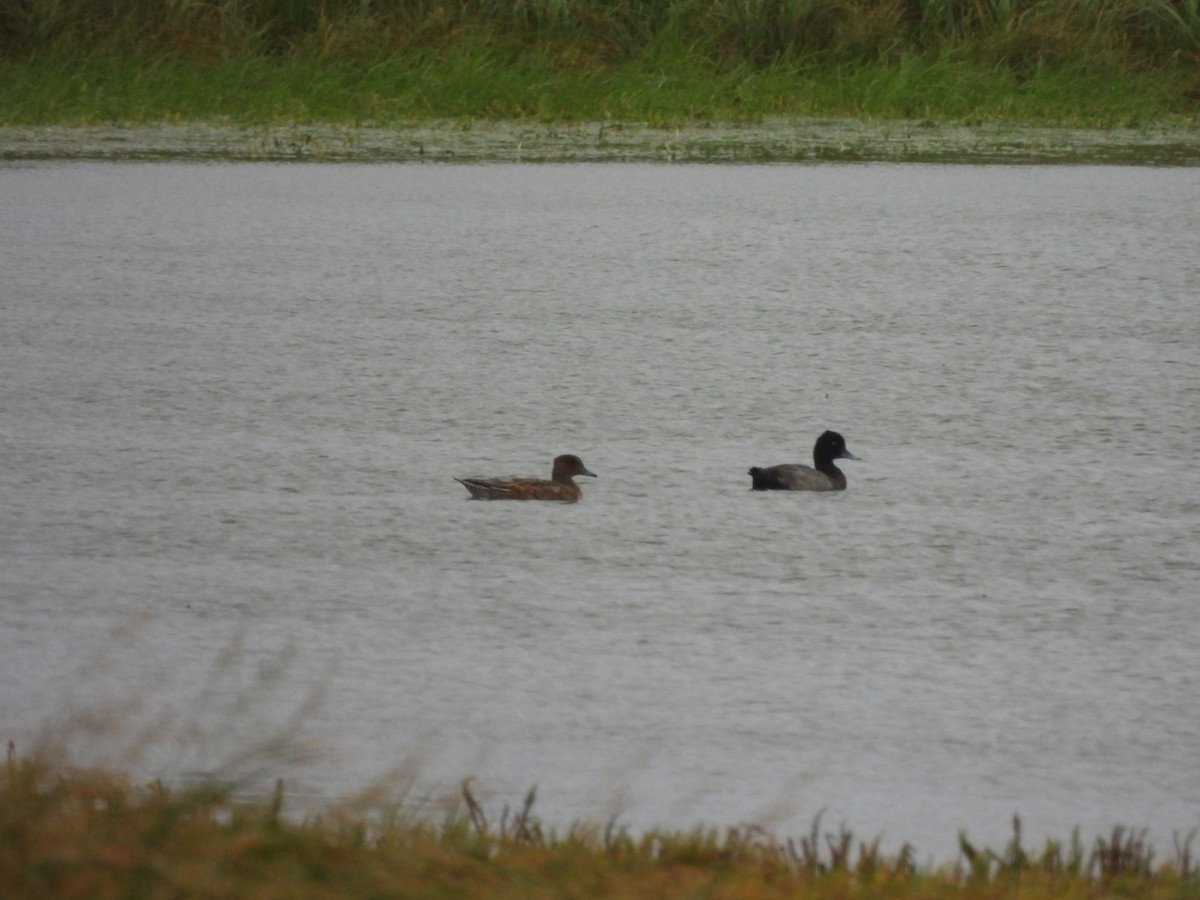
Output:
(456, 454), (597, 502)
(748, 431), (860, 492)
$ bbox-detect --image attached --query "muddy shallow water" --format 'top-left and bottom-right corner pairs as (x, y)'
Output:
(3, 117), (1199, 163)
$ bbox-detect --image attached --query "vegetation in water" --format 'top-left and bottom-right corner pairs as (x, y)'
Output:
(1, 0), (1198, 126)
(2, 747), (1198, 899)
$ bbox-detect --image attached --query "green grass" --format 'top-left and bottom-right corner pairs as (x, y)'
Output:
(3, 749), (1198, 899)
(1, 46), (1194, 127)
(1, 0), (1198, 126)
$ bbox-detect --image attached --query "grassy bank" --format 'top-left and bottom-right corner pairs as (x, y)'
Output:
(1, 0), (1198, 127)
(3, 751), (1198, 899)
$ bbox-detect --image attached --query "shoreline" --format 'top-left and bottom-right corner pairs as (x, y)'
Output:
(4, 118), (1200, 164)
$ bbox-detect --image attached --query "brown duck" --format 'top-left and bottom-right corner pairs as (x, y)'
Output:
(456, 454), (597, 502)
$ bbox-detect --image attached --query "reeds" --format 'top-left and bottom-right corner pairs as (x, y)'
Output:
(4, 747), (1198, 899)
(2, 0), (1198, 65)
(1, 1), (1197, 126)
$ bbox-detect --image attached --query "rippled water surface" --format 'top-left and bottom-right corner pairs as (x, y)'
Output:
(2, 161), (1198, 860)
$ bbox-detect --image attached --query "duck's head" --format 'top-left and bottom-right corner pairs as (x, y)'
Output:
(814, 431), (860, 465)
(552, 454), (597, 480)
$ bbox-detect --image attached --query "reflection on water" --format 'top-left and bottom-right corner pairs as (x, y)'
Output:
(1, 161), (1198, 860)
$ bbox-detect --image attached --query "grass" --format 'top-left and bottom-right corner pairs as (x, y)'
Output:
(3, 747), (1198, 899)
(0, 47), (1191, 127)
(0, 0), (1198, 127)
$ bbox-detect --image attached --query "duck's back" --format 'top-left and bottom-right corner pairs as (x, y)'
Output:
(748, 464), (844, 492)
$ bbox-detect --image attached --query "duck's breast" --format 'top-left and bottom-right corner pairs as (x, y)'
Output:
(508, 479), (581, 501)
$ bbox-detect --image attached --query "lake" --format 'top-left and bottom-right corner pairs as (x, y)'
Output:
(1, 160), (1197, 863)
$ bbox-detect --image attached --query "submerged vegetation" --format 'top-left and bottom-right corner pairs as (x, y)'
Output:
(0, 0), (1198, 126)
(2, 748), (1198, 898)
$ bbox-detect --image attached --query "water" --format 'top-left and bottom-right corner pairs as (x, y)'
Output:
(2, 161), (1198, 862)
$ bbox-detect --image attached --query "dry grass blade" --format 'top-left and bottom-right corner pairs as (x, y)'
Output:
(461, 776), (488, 834)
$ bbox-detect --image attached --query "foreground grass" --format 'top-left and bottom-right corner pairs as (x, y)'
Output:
(3, 752), (1198, 899)
(1, 0), (1198, 127)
